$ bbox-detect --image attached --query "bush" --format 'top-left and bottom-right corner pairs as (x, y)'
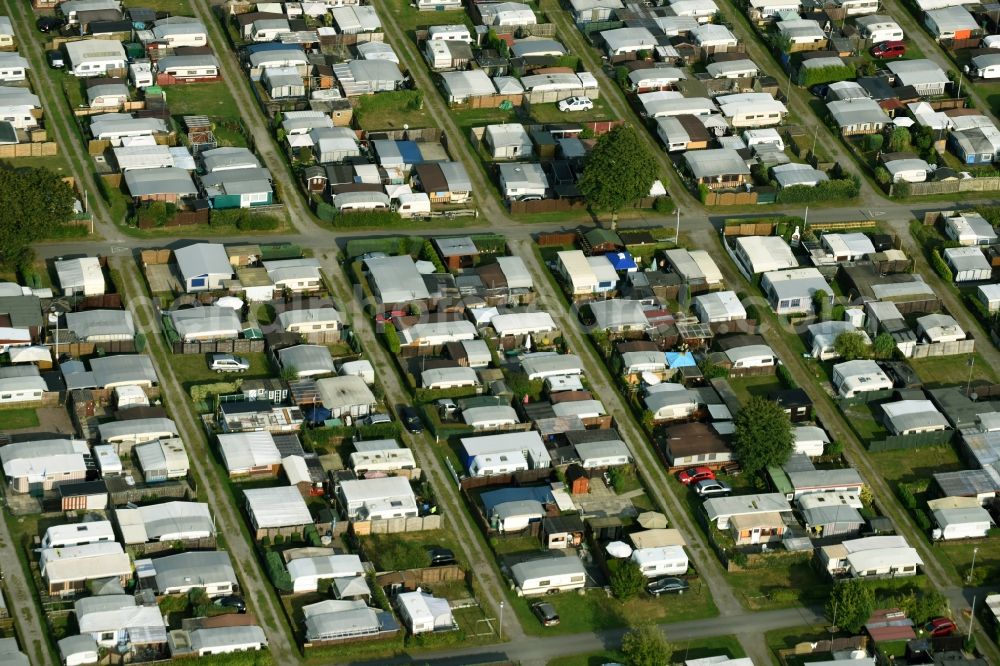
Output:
(798, 64), (855, 87)
(824, 440), (844, 456)
(653, 196), (673, 214)
(265, 550), (292, 591)
(867, 134), (884, 152)
(368, 534), (430, 570)
(914, 509), (932, 531)
(304, 525), (322, 547)
(896, 484), (917, 510)
(608, 560), (645, 600)
(421, 240), (446, 273)
(382, 323), (401, 353)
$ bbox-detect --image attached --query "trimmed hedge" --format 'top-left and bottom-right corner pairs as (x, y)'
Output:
(329, 210), (405, 229)
(776, 177), (860, 203)
(210, 208), (281, 230)
(798, 64), (855, 87)
(345, 237), (425, 259)
(930, 249), (953, 282)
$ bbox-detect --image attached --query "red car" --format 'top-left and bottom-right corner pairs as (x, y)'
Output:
(924, 617), (957, 637)
(871, 41), (906, 59)
(678, 466), (715, 485)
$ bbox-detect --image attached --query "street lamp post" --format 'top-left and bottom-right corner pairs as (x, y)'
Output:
(968, 546), (980, 584)
(498, 601), (504, 640)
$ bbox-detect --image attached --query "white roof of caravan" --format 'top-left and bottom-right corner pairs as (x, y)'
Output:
(217, 431), (281, 471)
(441, 70), (496, 99)
(55, 257), (104, 292)
(510, 555), (586, 585)
(288, 554), (364, 581)
(244, 486), (312, 527)
(704, 493), (791, 520)
(116, 501), (213, 544)
(887, 59), (949, 86)
(174, 243), (231, 280)
(664, 249), (723, 284)
(632, 545), (687, 566)
(735, 236), (797, 273)
(461, 430), (550, 465)
(695, 291), (746, 320)
(278, 344), (336, 376)
(705, 59), (759, 78)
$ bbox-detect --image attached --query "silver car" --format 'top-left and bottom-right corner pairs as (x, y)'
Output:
(209, 353), (250, 373)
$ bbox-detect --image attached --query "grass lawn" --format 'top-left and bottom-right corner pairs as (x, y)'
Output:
(0, 408), (40, 430)
(384, 0), (472, 34)
(727, 375), (784, 405)
(908, 352), (999, 388)
(165, 81), (241, 119)
(358, 529), (467, 570)
(528, 96), (615, 124)
(512, 579), (718, 636)
(728, 560), (830, 611)
(547, 635), (745, 666)
(867, 443), (963, 487)
(170, 352), (276, 390)
(841, 403), (888, 443)
(451, 106), (518, 131)
(937, 538), (1000, 587)
(3, 153), (73, 174)
(354, 90), (434, 131)
(122, 0), (193, 16)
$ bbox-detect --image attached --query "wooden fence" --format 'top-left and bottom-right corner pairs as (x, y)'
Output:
(350, 515), (443, 535)
(722, 221), (775, 236)
(510, 195), (655, 215)
(524, 87), (599, 104)
(126, 536), (217, 558)
(705, 190), (758, 206)
(155, 73), (222, 85)
(0, 142), (58, 158)
(374, 565), (464, 588)
(172, 339), (266, 354)
(536, 231), (577, 246)
(458, 468), (554, 491)
(900, 178), (1000, 196)
(52, 339), (136, 357)
(451, 94), (523, 110)
(72, 100), (144, 117)
(908, 338), (975, 359)
(108, 480), (190, 507)
(867, 429), (953, 452)
(141, 248), (173, 265)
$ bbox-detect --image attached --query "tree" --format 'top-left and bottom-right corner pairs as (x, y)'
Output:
(0, 165), (76, 269)
(732, 395), (794, 476)
(826, 579), (875, 633)
(610, 560), (645, 600)
(812, 289), (830, 317)
(578, 125), (658, 230)
(872, 332), (896, 360)
(888, 126), (911, 153)
(866, 134), (884, 152)
(621, 624), (672, 666)
(834, 331), (872, 361)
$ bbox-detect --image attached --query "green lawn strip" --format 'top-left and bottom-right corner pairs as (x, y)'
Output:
(547, 635), (746, 666)
(0, 408), (40, 430)
(726, 561), (830, 611)
(727, 374), (785, 406)
(384, 0), (473, 34)
(510, 579), (718, 636)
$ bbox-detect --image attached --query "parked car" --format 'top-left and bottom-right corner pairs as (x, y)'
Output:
(437, 398), (458, 417)
(208, 353), (250, 373)
(363, 413), (392, 426)
(531, 601), (560, 626)
(871, 41), (906, 58)
(428, 547), (456, 567)
(924, 617), (957, 637)
(809, 84), (829, 98)
(558, 96), (594, 112)
(213, 595), (246, 614)
(36, 17), (64, 32)
(401, 406), (423, 434)
(646, 577), (689, 596)
(693, 479), (732, 497)
(47, 50), (65, 68)
(677, 466), (715, 485)
(517, 194), (543, 202)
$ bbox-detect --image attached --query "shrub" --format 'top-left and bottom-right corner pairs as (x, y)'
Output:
(776, 177), (859, 203)
(866, 134), (884, 152)
(930, 249), (953, 282)
(265, 550), (292, 591)
(798, 64), (855, 87)
(608, 560), (645, 600)
(210, 208), (281, 230)
(382, 323), (401, 354)
(896, 484), (917, 510)
(330, 210), (404, 229)
(653, 196), (673, 214)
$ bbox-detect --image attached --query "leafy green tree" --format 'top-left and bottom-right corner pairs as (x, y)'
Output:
(834, 331), (872, 361)
(826, 579), (875, 633)
(621, 624), (673, 666)
(888, 126), (911, 152)
(732, 395), (794, 476)
(0, 165), (76, 269)
(872, 332), (896, 360)
(867, 134), (884, 152)
(610, 560), (645, 600)
(812, 289), (830, 317)
(578, 125), (658, 229)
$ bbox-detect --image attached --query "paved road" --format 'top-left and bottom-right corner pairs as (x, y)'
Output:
(113, 257), (301, 661)
(342, 605), (825, 666)
(0, 515), (54, 665)
(320, 253), (526, 641)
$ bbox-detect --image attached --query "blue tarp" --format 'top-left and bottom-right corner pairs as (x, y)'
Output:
(665, 351), (697, 369)
(605, 252), (637, 271)
(397, 140), (423, 166)
(303, 406), (332, 424)
(481, 487), (555, 516)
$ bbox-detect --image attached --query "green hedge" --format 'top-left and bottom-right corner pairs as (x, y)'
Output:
(776, 177), (859, 203)
(329, 210), (405, 229)
(345, 237), (425, 259)
(210, 208), (281, 230)
(798, 64), (855, 87)
(930, 249), (953, 282)
(414, 385), (480, 404)
(264, 550), (292, 591)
